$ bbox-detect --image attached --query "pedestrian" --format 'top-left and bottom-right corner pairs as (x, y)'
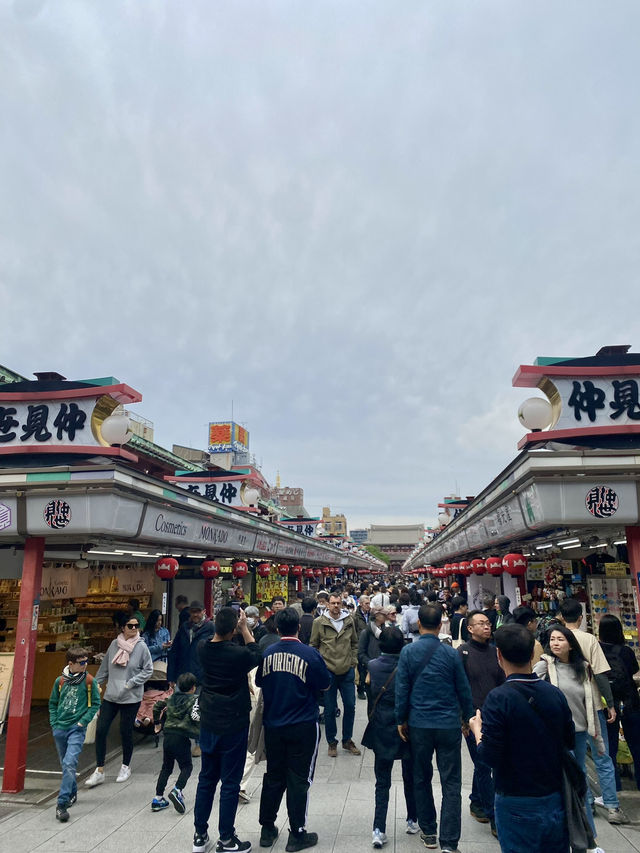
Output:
(257, 607), (330, 852)
(481, 594), (497, 633)
(558, 599), (628, 825)
(512, 606), (544, 665)
(598, 613), (640, 791)
(363, 627), (418, 848)
(142, 609), (172, 662)
(151, 671), (200, 814)
(395, 604), (473, 853)
(168, 601), (216, 688)
(371, 584), (390, 610)
(176, 594), (191, 627)
(458, 610), (505, 836)
(354, 595), (371, 699)
(495, 596), (513, 628)
(49, 647), (100, 822)
(358, 609), (386, 690)
(85, 611), (153, 787)
(193, 606), (262, 853)
(468, 624), (575, 853)
(127, 598), (146, 632)
(449, 597), (468, 650)
(401, 589), (422, 643)
(245, 606), (264, 643)
(309, 592), (361, 757)
(298, 597), (317, 645)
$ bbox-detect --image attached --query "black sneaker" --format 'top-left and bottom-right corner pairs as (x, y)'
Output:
(260, 825), (279, 847)
(56, 805), (69, 822)
(215, 836), (251, 853)
(419, 833), (437, 849)
(193, 833), (211, 853)
(285, 831), (318, 852)
(67, 792), (77, 807)
(469, 802), (489, 824)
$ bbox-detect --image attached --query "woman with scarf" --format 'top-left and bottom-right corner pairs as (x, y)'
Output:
(85, 611), (153, 787)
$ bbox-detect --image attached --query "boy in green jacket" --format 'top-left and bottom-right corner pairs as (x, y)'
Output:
(49, 647), (101, 822)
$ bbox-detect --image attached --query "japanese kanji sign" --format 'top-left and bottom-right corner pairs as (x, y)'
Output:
(585, 485), (619, 519)
(165, 476), (246, 508)
(208, 421), (249, 454)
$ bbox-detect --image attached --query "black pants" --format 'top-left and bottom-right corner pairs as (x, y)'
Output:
(357, 662), (368, 696)
(96, 699), (140, 766)
(373, 753), (417, 833)
(156, 732), (193, 795)
(259, 721), (319, 835)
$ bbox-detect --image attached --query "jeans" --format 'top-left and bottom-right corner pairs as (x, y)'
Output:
(373, 753), (416, 832)
(53, 726), (86, 807)
(605, 705), (622, 791)
(573, 731), (598, 838)
(589, 710), (618, 808)
(95, 699), (140, 767)
(194, 726), (248, 841)
(324, 668), (356, 745)
(410, 726), (461, 849)
(494, 790), (568, 853)
(465, 728), (495, 819)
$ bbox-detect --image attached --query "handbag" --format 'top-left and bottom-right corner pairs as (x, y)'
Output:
(84, 711), (98, 745)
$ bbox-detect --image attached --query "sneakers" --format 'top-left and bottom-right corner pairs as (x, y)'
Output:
(357, 691), (367, 700)
(67, 792), (77, 807)
(116, 764), (131, 783)
(406, 820), (420, 834)
(342, 740), (361, 756)
(328, 742), (338, 757)
(151, 797), (170, 811)
(420, 833), (437, 849)
(168, 787), (186, 814)
(441, 849), (462, 853)
(193, 833), (211, 853)
(285, 831), (318, 852)
(55, 805), (69, 822)
(259, 825), (279, 847)
(608, 807), (629, 824)
(372, 829), (387, 848)
(85, 768), (105, 788)
(469, 802), (489, 823)
(216, 835), (252, 852)
(238, 789), (251, 804)
(593, 796), (605, 808)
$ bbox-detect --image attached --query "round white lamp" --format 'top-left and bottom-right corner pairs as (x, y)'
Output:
(518, 397), (553, 431)
(101, 412), (132, 445)
(243, 486), (260, 506)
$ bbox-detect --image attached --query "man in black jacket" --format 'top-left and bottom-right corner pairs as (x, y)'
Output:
(168, 601), (216, 687)
(458, 610), (504, 834)
(192, 606), (262, 853)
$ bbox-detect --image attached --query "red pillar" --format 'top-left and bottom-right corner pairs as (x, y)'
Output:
(626, 526), (640, 639)
(2, 537), (45, 793)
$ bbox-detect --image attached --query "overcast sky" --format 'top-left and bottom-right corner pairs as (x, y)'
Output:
(2, 1), (639, 531)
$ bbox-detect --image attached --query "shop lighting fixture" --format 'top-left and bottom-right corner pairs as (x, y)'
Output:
(556, 538), (580, 546)
(114, 550), (154, 556)
(614, 539), (627, 545)
(562, 544), (581, 550)
(536, 543), (554, 550)
(588, 542), (608, 548)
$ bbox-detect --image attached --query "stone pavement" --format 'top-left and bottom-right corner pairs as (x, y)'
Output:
(1, 697), (640, 853)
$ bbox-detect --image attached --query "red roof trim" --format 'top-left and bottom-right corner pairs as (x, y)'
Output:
(0, 383), (142, 403)
(517, 424), (640, 449)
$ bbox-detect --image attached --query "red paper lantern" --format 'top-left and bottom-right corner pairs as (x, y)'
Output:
(449, 563), (459, 573)
(314, 567), (322, 578)
(277, 564), (290, 577)
(201, 559), (220, 579)
(232, 560), (248, 578)
(503, 553), (528, 577)
(257, 562), (271, 578)
(485, 556), (503, 576)
(155, 557), (179, 580)
(470, 559), (486, 575)
(291, 564), (303, 577)
(303, 567), (314, 579)
(458, 561), (472, 577)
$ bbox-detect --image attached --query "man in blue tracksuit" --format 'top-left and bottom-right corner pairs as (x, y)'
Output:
(395, 604), (473, 853)
(257, 607), (330, 853)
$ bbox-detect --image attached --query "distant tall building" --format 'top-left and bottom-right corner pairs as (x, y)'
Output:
(322, 506), (347, 536)
(350, 528), (369, 545)
(367, 524), (426, 571)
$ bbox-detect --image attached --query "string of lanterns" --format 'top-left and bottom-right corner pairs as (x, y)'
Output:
(153, 558), (344, 581)
(428, 553), (528, 579)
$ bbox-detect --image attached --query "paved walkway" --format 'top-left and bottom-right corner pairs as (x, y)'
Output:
(1, 699), (640, 852)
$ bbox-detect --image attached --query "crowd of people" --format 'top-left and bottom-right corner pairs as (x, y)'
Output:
(46, 580), (640, 853)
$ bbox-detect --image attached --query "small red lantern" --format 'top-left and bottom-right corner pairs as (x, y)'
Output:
(291, 564), (303, 577)
(458, 561), (472, 577)
(232, 560), (248, 578)
(485, 556), (503, 576)
(303, 567), (314, 579)
(314, 567), (322, 578)
(257, 562), (271, 578)
(155, 557), (179, 580)
(503, 553), (528, 577)
(470, 559), (486, 575)
(201, 559), (221, 579)
(277, 564), (290, 577)
(449, 563), (459, 573)
(443, 564), (452, 576)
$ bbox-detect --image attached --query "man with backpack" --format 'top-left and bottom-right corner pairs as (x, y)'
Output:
(49, 647), (101, 822)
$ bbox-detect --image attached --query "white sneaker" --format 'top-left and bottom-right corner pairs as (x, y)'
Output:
(406, 820), (420, 834)
(116, 764), (131, 783)
(372, 829), (387, 848)
(587, 848), (605, 853)
(593, 796), (605, 807)
(85, 769), (105, 787)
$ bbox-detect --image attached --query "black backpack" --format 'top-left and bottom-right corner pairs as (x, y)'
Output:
(600, 642), (630, 702)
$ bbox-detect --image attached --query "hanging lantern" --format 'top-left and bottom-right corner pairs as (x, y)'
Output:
(485, 556), (503, 576)
(449, 563), (459, 573)
(503, 553), (528, 577)
(201, 559), (221, 579)
(155, 557), (179, 580)
(457, 561), (472, 577)
(277, 563), (290, 577)
(314, 567), (322, 578)
(470, 559), (486, 575)
(232, 560), (248, 578)
(303, 567), (315, 579)
(443, 564), (452, 576)
(257, 562), (271, 578)
(291, 564), (303, 577)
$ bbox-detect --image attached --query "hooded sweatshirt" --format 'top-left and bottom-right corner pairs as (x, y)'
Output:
(96, 637), (153, 703)
(309, 608), (358, 675)
(49, 667), (101, 730)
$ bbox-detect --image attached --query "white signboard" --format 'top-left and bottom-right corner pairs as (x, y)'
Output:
(167, 477), (245, 508)
(553, 377), (640, 430)
(141, 507), (257, 552)
(0, 398), (97, 448)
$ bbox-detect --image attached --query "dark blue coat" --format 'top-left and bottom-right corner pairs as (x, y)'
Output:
(167, 617), (215, 683)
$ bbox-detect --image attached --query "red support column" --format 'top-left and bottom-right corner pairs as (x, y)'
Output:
(2, 537), (45, 793)
(626, 526), (640, 640)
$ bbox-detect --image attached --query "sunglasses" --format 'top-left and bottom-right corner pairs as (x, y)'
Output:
(125, 623), (139, 629)
(75, 659), (89, 665)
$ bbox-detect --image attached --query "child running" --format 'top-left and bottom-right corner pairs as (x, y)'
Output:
(152, 671), (200, 813)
